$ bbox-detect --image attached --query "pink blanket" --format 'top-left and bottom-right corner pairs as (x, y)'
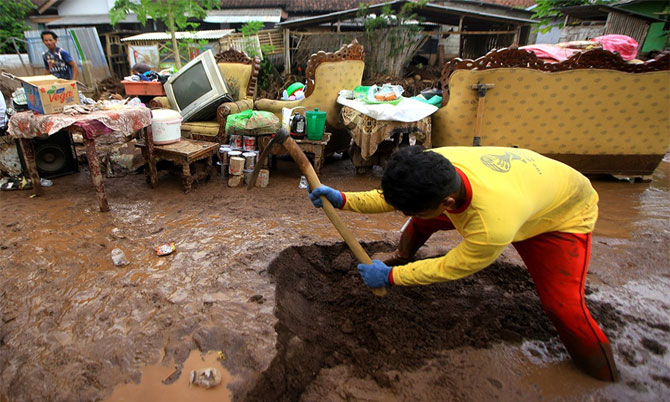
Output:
(519, 44), (579, 62)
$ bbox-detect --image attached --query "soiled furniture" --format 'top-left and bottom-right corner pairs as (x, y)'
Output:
(135, 130), (218, 193)
(254, 40), (365, 155)
(7, 107), (152, 212)
(257, 132), (331, 174)
(340, 105), (432, 173)
(432, 48), (670, 177)
(150, 48), (260, 144)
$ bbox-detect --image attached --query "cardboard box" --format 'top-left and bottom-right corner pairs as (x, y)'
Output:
(18, 75), (80, 115)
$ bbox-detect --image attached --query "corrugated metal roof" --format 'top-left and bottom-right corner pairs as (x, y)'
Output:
(120, 29), (235, 42)
(221, 0), (535, 13)
(559, 5), (664, 23)
(46, 14), (139, 26)
(279, 0), (536, 28)
(205, 8), (283, 23)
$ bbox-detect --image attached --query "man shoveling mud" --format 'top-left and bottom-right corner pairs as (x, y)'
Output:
(308, 145), (619, 382)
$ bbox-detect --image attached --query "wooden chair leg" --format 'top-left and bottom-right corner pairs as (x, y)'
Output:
(181, 162), (193, 193)
(313, 147), (324, 174)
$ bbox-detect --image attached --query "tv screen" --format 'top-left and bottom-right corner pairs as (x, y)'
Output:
(164, 50), (232, 122)
(171, 62), (213, 110)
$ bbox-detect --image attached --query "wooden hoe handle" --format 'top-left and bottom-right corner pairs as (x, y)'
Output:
(282, 138), (387, 297)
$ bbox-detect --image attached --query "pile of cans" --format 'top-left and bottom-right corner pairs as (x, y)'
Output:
(219, 135), (268, 188)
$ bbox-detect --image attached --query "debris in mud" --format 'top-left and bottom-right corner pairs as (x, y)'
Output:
(245, 241), (623, 401)
(189, 367), (222, 389)
(248, 294), (265, 304)
(111, 248), (130, 267)
(155, 241), (176, 256)
(162, 366), (182, 385)
(111, 228), (126, 239)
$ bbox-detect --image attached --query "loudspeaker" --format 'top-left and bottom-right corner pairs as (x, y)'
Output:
(18, 130), (79, 179)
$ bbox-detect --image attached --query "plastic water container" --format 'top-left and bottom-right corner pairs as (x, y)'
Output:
(305, 108), (326, 140)
(151, 109), (182, 144)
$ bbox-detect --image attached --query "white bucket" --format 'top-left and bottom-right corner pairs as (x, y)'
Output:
(151, 109), (182, 145)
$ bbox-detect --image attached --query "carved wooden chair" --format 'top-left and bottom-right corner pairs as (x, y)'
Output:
(254, 40), (366, 154)
(150, 48), (260, 144)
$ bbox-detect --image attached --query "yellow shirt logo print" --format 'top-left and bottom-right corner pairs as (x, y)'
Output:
(480, 152), (524, 173)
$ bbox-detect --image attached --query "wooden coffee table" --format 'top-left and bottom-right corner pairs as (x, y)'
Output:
(136, 137), (218, 193)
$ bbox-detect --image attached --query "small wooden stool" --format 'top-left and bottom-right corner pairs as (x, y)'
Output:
(257, 132), (331, 173)
(137, 138), (219, 193)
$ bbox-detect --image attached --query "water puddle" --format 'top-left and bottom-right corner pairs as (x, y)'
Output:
(104, 350), (233, 402)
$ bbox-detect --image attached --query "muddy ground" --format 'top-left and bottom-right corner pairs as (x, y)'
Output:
(0, 154), (668, 401)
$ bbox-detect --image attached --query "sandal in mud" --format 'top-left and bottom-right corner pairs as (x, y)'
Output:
(1, 176), (32, 191)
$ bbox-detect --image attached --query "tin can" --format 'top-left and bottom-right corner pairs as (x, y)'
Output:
(227, 150), (242, 161)
(243, 169), (254, 185)
(243, 136), (256, 151)
(229, 134), (243, 150)
(255, 169), (269, 188)
(219, 145), (232, 164)
(228, 175), (243, 187)
(242, 151), (257, 170)
(229, 156), (245, 176)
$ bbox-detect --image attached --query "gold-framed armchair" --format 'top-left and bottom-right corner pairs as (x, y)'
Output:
(149, 48), (260, 144)
(254, 40), (365, 154)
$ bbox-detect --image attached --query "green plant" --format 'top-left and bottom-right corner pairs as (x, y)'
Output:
(238, 22), (277, 90)
(0, 0), (35, 53)
(159, 36), (208, 67)
(110, 0), (219, 68)
(356, 0), (427, 76)
(357, 0), (427, 57)
(533, 0), (615, 33)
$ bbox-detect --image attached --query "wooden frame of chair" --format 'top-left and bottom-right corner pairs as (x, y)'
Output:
(302, 39), (365, 97)
(214, 48), (261, 99)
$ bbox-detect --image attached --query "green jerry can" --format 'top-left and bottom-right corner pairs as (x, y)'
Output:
(305, 108), (326, 140)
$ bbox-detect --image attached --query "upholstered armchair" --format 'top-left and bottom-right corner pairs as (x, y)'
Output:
(254, 40), (365, 153)
(149, 48), (260, 143)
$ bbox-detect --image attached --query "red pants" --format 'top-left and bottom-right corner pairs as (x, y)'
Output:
(405, 216), (618, 381)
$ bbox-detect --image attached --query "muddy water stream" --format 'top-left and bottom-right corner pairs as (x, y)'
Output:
(0, 157), (668, 401)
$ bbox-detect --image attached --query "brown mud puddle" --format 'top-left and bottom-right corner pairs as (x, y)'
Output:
(0, 157), (668, 401)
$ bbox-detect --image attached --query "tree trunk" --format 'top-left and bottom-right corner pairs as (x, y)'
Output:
(167, 10), (181, 69)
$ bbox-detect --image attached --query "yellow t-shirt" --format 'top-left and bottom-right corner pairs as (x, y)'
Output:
(342, 146), (599, 286)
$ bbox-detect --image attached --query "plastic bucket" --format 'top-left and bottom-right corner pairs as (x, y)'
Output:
(306, 108), (326, 140)
(151, 109), (182, 144)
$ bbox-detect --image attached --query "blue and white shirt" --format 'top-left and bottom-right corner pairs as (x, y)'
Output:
(42, 47), (74, 80)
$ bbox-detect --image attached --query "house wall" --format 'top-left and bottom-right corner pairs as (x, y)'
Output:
(534, 24), (561, 44)
(559, 24), (605, 42)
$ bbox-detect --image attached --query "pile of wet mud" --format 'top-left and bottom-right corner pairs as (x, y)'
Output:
(245, 242), (622, 401)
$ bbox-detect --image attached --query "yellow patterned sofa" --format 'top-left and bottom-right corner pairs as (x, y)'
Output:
(432, 48), (670, 177)
(254, 40), (366, 154)
(150, 48), (260, 144)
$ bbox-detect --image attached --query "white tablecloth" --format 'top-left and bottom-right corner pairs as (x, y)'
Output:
(337, 96), (438, 122)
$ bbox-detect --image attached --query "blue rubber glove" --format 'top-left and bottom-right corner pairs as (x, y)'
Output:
(308, 184), (343, 208)
(357, 259), (391, 288)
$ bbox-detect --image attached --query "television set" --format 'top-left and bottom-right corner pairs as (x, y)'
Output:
(164, 50), (233, 122)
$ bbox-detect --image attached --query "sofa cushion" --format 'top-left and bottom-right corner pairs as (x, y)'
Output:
(218, 62), (252, 100)
(433, 68), (670, 156)
(254, 59), (365, 129)
(181, 121), (219, 138)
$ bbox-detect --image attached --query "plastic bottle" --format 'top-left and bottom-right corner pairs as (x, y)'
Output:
(298, 175), (308, 189)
